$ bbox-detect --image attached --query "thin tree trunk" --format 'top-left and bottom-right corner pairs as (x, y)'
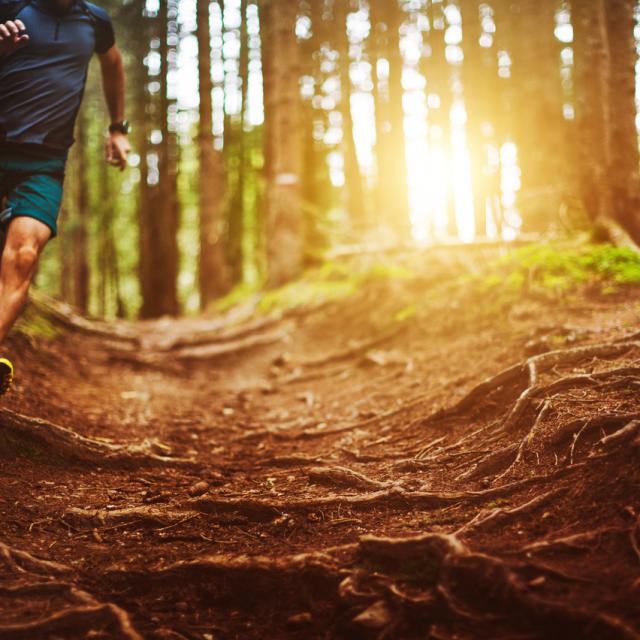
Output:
(138, 0), (180, 318)
(572, 0), (613, 225)
(260, 0), (304, 286)
(197, 0), (230, 308)
(460, 0), (489, 238)
(509, 0), (566, 232)
(335, 0), (367, 230)
(370, 0), (411, 241)
(73, 110), (90, 313)
(227, 0), (250, 284)
(426, 0), (457, 238)
(604, 0), (640, 242)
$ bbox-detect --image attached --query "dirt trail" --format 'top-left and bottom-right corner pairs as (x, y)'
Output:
(1, 249), (640, 639)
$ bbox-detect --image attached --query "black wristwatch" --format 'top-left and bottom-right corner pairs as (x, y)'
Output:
(109, 120), (130, 135)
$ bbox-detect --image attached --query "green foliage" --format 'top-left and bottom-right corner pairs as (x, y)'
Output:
(394, 304), (418, 323)
(212, 258), (416, 317)
(256, 259), (415, 315)
(476, 243), (640, 299)
(11, 304), (60, 341)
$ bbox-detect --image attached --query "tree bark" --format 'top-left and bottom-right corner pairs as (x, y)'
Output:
(425, 0), (457, 238)
(138, 0), (180, 318)
(226, 0), (250, 285)
(604, 0), (640, 242)
(197, 0), (231, 308)
(370, 0), (411, 241)
(508, 0), (566, 232)
(572, 0), (613, 226)
(335, 0), (367, 231)
(259, 0), (304, 286)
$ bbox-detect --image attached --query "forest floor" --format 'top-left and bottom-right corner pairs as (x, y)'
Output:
(1, 242), (640, 640)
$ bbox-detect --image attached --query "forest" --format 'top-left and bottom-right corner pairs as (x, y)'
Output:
(2, 0), (640, 639)
(38, 0), (640, 317)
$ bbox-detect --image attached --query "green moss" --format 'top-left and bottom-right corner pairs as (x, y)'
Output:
(11, 304), (60, 341)
(394, 304), (418, 323)
(245, 259), (417, 316)
(475, 243), (640, 300)
(212, 283), (261, 314)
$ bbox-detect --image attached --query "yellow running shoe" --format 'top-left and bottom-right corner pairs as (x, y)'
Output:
(0, 358), (14, 395)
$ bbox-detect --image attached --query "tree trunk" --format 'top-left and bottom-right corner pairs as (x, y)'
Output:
(138, 0), (180, 318)
(508, 0), (565, 232)
(572, 0), (613, 226)
(460, 0), (492, 238)
(335, 0), (367, 231)
(226, 0), (250, 285)
(604, 0), (640, 242)
(370, 0), (411, 241)
(197, 0), (230, 308)
(260, 0), (304, 286)
(73, 110), (90, 313)
(425, 0), (457, 238)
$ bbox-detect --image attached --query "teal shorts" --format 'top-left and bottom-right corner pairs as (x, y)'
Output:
(0, 147), (68, 238)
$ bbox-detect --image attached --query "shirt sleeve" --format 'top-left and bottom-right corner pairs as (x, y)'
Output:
(90, 5), (115, 54)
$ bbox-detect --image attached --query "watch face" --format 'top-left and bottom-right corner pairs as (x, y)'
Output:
(110, 121), (130, 134)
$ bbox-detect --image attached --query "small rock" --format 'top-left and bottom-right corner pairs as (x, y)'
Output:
(260, 384), (278, 395)
(352, 600), (392, 629)
(188, 481), (209, 497)
(208, 471), (226, 486)
(287, 612), (313, 626)
(272, 353), (292, 367)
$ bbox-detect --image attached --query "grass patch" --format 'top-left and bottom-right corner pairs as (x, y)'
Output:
(214, 259), (416, 317)
(11, 303), (61, 341)
(475, 243), (640, 299)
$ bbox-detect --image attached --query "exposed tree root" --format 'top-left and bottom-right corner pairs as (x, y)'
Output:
(518, 528), (624, 554)
(495, 400), (554, 481)
(110, 328), (288, 366)
(455, 488), (565, 535)
(29, 293), (140, 344)
(148, 314), (286, 351)
(105, 531), (638, 639)
(455, 443), (520, 481)
(425, 341), (640, 428)
(0, 589), (142, 640)
(0, 542), (72, 576)
(63, 506), (190, 529)
(0, 409), (196, 469)
(307, 465), (396, 490)
(597, 420), (640, 450)
(0, 539), (143, 639)
(298, 328), (401, 368)
(189, 468), (579, 521)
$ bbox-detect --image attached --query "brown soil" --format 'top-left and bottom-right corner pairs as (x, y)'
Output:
(1, 249), (639, 640)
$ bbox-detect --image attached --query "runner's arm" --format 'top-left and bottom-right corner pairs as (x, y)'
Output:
(98, 45), (130, 171)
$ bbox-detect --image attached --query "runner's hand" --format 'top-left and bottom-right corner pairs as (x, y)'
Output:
(106, 132), (131, 171)
(0, 20), (28, 56)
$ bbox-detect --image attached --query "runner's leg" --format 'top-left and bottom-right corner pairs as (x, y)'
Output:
(0, 217), (51, 344)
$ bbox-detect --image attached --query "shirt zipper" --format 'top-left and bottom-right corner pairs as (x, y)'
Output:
(54, 19), (61, 41)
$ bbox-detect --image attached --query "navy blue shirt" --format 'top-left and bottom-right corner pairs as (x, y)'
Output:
(0, 0), (115, 152)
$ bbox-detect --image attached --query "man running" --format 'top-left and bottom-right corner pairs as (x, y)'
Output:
(0, 0), (130, 393)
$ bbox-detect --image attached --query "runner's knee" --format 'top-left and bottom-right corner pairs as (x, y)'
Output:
(4, 244), (40, 282)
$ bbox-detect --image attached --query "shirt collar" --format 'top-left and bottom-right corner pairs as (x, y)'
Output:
(34, 0), (82, 17)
